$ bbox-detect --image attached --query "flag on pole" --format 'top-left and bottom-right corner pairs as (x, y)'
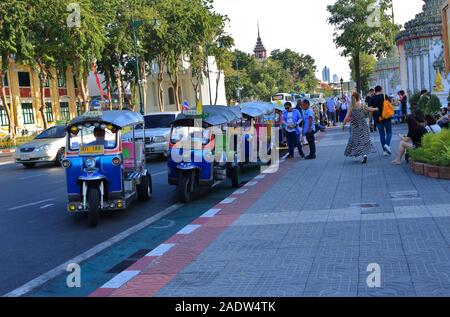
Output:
(183, 101), (190, 111)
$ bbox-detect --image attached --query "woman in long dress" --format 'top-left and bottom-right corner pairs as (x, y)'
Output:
(342, 92), (378, 164)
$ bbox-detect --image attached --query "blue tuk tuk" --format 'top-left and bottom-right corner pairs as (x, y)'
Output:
(63, 111), (152, 227)
(167, 105), (242, 203)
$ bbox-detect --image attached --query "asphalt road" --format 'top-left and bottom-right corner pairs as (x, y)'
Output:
(0, 153), (268, 296)
(0, 155), (182, 295)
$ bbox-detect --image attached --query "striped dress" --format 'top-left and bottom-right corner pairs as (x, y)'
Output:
(344, 107), (375, 158)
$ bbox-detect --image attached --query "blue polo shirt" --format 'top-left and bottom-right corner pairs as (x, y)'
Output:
(326, 99), (336, 113)
(302, 108), (315, 134)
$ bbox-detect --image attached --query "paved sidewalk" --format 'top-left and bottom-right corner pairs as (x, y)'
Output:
(91, 126), (450, 297)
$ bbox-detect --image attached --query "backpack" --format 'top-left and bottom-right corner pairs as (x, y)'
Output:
(381, 94), (394, 121)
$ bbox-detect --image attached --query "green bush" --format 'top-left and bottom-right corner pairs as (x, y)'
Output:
(416, 94), (441, 116)
(0, 135), (36, 149)
(409, 129), (450, 167)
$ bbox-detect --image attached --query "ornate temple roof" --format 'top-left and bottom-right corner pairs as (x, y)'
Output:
(254, 23), (267, 57)
(396, 0), (443, 43)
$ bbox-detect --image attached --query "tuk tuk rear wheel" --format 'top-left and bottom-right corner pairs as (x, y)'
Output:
(137, 173), (151, 202)
(178, 176), (192, 203)
(87, 188), (100, 228)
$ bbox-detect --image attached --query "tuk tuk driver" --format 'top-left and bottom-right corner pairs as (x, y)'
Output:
(90, 127), (109, 147)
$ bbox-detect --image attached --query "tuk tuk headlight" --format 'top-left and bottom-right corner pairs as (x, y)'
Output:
(62, 160), (71, 168)
(85, 158), (96, 169)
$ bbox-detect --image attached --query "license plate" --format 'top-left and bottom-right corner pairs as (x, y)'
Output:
(79, 145), (104, 155)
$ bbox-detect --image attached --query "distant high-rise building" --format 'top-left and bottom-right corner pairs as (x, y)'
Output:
(254, 22), (267, 60)
(322, 66), (331, 83)
(333, 74), (339, 83)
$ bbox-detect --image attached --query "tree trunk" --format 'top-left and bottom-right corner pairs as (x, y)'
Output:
(105, 67), (113, 110)
(354, 51), (362, 95)
(114, 66), (123, 110)
(214, 71), (221, 106)
(139, 57), (147, 114)
(0, 71), (15, 140)
(37, 65), (48, 129)
(79, 75), (89, 113)
(157, 55), (166, 112)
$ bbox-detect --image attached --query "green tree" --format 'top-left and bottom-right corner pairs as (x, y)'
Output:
(327, 0), (398, 93)
(0, 0), (32, 139)
(349, 53), (376, 93)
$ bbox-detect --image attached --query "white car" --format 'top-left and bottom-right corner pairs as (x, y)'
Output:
(122, 112), (180, 158)
(15, 125), (67, 168)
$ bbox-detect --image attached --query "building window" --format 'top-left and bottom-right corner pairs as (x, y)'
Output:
(45, 103), (54, 122)
(22, 103), (35, 124)
(18, 72), (31, 87)
(0, 105), (9, 126)
(60, 102), (70, 120)
(76, 102), (83, 116)
(168, 87), (175, 105)
(57, 70), (66, 88)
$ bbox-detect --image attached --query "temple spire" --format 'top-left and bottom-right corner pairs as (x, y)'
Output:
(254, 21), (267, 60)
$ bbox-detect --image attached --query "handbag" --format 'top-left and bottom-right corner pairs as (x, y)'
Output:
(381, 94), (395, 121)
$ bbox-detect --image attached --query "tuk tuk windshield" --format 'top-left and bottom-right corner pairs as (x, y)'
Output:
(170, 126), (211, 146)
(69, 125), (118, 151)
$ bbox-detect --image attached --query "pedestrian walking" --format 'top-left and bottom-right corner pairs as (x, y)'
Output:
(326, 97), (337, 127)
(282, 102), (304, 159)
(368, 85), (393, 156)
(365, 88), (376, 132)
(398, 90), (408, 123)
(342, 92), (377, 164)
(301, 99), (316, 160)
(339, 94), (349, 123)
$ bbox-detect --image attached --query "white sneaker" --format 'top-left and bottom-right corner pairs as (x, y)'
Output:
(383, 151), (389, 157)
(384, 145), (392, 155)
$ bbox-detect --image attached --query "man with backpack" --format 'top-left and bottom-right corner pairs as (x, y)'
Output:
(368, 85), (394, 156)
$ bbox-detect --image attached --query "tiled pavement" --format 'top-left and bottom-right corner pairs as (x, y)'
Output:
(92, 126), (450, 297)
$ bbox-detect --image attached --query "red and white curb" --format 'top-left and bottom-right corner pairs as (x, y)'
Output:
(89, 142), (326, 297)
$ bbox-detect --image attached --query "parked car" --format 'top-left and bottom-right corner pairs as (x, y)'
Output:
(122, 112), (180, 158)
(15, 125), (67, 168)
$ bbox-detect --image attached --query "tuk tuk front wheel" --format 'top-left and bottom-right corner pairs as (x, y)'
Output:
(178, 176), (192, 203)
(87, 188), (100, 228)
(137, 173), (151, 202)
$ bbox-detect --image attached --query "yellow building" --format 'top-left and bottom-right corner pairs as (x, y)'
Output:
(0, 58), (81, 134)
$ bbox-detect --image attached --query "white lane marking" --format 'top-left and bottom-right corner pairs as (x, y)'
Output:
(177, 224), (201, 235)
(146, 243), (175, 257)
(19, 174), (47, 181)
(220, 197), (236, 204)
(201, 208), (221, 218)
(0, 161), (14, 166)
(255, 174), (266, 180)
(39, 204), (54, 209)
(3, 203), (183, 297)
(152, 171), (168, 177)
(233, 188), (248, 195)
(8, 199), (55, 211)
(100, 271), (140, 289)
(245, 181), (258, 187)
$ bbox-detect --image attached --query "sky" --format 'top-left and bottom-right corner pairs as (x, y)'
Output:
(212, 0), (425, 81)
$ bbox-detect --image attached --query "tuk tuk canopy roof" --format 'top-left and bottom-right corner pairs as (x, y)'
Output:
(172, 105), (242, 128)
(240, 102), (275, 118)
(66, 110), (144, 131)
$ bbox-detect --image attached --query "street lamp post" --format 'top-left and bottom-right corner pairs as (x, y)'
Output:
(340, 78), (344, 97)
(131, 18), (160, 115)
(205, 44), (213, 106)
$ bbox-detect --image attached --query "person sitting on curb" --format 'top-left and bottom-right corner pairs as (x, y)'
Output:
(392, 115), (428, 165)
